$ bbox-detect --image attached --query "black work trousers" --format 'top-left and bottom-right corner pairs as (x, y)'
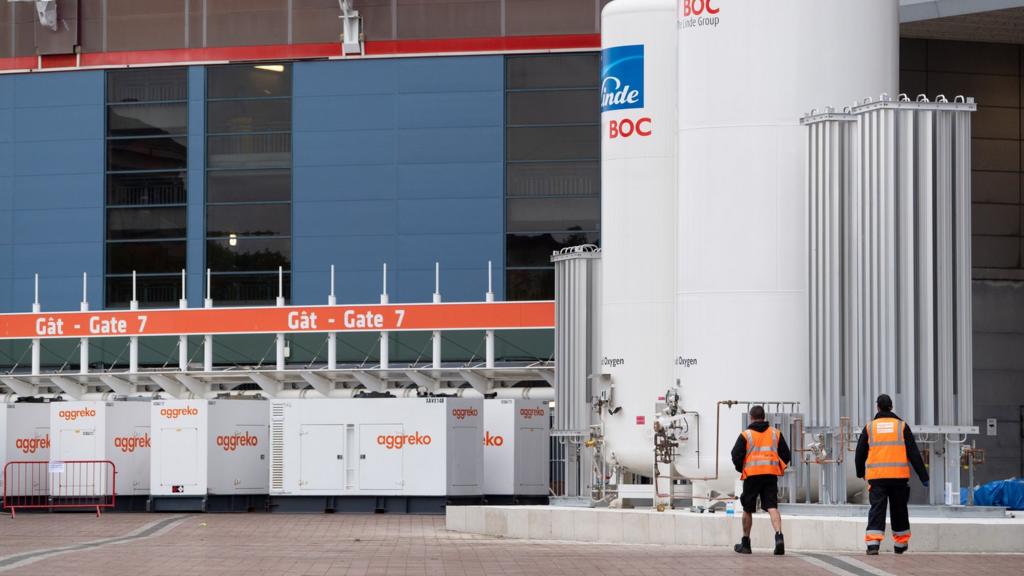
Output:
(865, 480), (911, 549)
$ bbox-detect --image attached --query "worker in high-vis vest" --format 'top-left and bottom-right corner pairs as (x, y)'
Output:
(731, 405), (791, 555)
(855, 394), (929, 555)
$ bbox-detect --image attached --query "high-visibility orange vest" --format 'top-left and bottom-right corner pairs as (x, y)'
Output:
(741, 427), (786, 479)
(865, 417), (911, 480)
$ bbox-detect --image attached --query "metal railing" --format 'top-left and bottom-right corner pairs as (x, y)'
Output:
(3, 460), (116, 518)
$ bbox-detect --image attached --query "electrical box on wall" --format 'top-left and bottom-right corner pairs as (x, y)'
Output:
(986, 418), (997, 436)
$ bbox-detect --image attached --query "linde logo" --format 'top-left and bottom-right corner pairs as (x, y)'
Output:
(601, 44), (644, 113)
(451, 407), (479, 421)
(216, 432), (259, 452)
(680, 0), (721, 28)
(377, 433), (432, 450)
(15, 435), (50, 454)
(113, 433), (151, 453)
(159, 407), (199, 419)
(58, 408), (96, 421)
(519, 407), (545, 420)
(483, 431), (504, 447)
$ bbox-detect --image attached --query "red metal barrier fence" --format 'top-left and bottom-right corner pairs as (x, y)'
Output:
(2, 460), (116, 518)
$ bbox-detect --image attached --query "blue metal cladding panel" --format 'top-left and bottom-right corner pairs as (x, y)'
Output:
(0, 71), (104, 313)
(292, 56), (504, 305)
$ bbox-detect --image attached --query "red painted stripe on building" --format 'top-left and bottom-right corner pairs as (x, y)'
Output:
(0, 34), (600, 73)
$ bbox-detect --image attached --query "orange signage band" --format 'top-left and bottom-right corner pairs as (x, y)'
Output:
(0, 301), (555, 340)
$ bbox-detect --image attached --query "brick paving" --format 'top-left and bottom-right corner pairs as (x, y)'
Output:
(0, 514), (1020, 576)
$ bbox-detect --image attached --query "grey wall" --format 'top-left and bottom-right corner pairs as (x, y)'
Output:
(972, 280), (1024, 483)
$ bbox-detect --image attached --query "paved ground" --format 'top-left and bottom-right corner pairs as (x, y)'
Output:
(0, 514), (1020, 576)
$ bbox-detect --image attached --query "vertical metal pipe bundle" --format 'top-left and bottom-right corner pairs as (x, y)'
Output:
(803, 95), (976, 428)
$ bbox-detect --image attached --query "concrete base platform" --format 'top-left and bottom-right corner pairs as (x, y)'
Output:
(446, 505), (1024, 554)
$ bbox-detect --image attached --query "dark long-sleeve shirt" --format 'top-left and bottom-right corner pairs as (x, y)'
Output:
(854, 410), (929, 483)
(731, 420), (792, 474)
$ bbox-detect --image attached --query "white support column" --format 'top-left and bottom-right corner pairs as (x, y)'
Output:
(80, 272), (89, 375)
(129, 271), (139, 373)
(276, 266), (286, 371)
(31, 274), (40, 376)
(204, 269), (213, 373)
(432, 262), (441, 370)
(380, 263), (389, 370)
(485, 261), (495, 369)
(179, 270), (188, 371)
(328, 265), (337, 371)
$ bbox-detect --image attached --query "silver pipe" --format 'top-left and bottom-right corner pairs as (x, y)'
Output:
(953, 106), (974, 426)
(916, 108), (935, 426)
(935, 109), (955, 426)
(897, 108), (917, 424)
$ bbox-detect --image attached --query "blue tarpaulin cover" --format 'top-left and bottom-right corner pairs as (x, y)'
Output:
(961, 477), (1024, 510)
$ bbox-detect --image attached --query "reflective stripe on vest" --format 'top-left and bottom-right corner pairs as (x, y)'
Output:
(865, 417), (910, 480)
(741, 427), (785, 479)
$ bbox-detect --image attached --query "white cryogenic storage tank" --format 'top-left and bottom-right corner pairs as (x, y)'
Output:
(673, 0), (897, 495)
(269, 398), (482, 511)
(482, 399), (550, 499)
(1, 403), (50, 497)
(599, 0), (679, 475)
(49, 401), (151, 503)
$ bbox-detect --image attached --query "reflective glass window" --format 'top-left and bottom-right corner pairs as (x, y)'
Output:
(507, 197), (600, 233)
(506, 269), (555, 301)
(208, 99), (292, 134)
(108, 137), (188, 172)
(507, 232), (600, 267)
(207, 64), (292, 99)
(107, 68), (188, 103)
(207, 169), (291, 203)
(107, 241), (187, 275)
(106, 275), (183, 309)
(107, 103), (188, 137)
(207, 133), (291, 169)
(207, 238), (291, 272)
(210, 273), (291, 306)
(107, 207), (187, 240)
(107, 172), (187, 206)
(207, 204), (291, 238)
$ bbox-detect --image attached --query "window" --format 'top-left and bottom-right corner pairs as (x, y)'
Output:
(207, 64), (293, 306)
(105, 68), (188, 309)
(505, 54), (601, 300)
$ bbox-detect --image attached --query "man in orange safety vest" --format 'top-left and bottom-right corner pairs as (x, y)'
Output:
(731, 405), (791, 555)
(855, 394), (929, 555)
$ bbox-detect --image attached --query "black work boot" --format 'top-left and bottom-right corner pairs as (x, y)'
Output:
(894, 544), (908, 555)
(773, 532), (785, 555)
(734, 536), (752, 554)
(866, 545), (880, 556)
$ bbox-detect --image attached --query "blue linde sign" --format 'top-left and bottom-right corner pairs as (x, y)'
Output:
(601, 44), (644, 113)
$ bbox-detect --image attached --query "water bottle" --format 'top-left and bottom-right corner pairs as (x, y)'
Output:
(726, 501), (735, 516)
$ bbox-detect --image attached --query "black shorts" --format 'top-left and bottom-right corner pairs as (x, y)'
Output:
(740, 475), (779, 513)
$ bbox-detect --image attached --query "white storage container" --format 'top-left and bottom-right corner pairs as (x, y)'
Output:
(483, 399), (549, 498)
(149, 399), (268, 510)
(269, 398), (483, 498)
(49, 401), (150, 497)
(1, 403), (50, 497)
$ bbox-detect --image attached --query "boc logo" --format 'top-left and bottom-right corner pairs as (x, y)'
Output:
(601, 44), (644, 113)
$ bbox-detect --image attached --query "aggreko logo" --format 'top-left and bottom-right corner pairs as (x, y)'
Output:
(216, 432), (259, 452)
(377, 433), (432, 450)
(58, 408), (96, 421)
(483, 431), (504, 447)
(451, 408), (479, 421)
(15, 435), (50, 454)
(519, 407), (546, 420)
(113, 433), (151, 453)
(159, 407), (199, 419)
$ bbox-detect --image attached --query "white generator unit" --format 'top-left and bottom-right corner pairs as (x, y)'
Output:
(49, 400), (150, 508)
(483, 399), (549, 501)
(149, 399), (269, 512)
(269, 398), (483, 513)
(1, 402), (50, 497)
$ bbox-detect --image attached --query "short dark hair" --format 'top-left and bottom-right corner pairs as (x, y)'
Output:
(876, 394), (893, 411)
(749, 405), (766, 420)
